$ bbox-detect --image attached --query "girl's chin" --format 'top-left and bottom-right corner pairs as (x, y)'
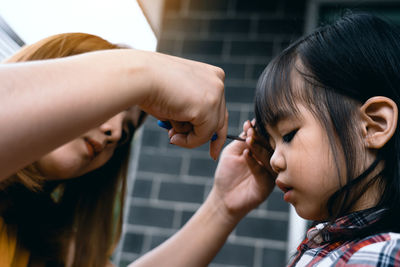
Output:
(294, 206), (328, 221)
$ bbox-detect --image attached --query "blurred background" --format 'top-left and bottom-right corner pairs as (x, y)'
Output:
(2, 0), (400, 266)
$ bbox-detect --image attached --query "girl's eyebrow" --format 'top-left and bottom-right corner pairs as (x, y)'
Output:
(270, 110), (295, 126)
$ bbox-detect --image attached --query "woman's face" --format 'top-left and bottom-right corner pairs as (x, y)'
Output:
(36, 107), (143, 180)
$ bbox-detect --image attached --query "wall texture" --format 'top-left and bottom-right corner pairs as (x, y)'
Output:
(118, 0), (306, 266)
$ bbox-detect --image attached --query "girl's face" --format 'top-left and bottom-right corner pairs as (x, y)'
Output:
(36, 107), (143, 180)
(266, 103), (345, 221)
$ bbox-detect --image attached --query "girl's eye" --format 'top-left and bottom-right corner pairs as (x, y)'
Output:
(282, 129), (298, 143)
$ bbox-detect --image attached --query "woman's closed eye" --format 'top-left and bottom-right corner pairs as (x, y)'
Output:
(117, 124), (134, 147)
(282, 129), (298, 143)
(117, 129), (129, 146)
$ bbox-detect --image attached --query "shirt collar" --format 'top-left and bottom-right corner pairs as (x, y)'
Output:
(305, 207), (387, 247)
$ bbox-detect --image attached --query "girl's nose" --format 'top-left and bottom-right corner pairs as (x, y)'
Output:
(269, 149), (286, 174)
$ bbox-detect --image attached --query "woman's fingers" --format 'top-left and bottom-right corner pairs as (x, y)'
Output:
(244, 149), (275, 197)
(169, 121), (193, 133)
(210, 106), (228, 160)
(246, 133), (269, 166)
(242, 119), (277, 178)
(140, 52), (227, 157)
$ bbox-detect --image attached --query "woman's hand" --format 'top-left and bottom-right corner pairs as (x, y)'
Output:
(211, 120), (276, 222)
(138, 52), (227, 160)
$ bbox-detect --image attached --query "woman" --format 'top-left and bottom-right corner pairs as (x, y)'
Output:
(0, 33), (228, 266)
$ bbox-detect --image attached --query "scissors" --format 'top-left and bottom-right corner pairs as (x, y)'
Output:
(157, 120), (245, 142)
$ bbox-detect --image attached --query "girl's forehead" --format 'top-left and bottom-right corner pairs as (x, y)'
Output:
(263, 97), (305, 127)
(268, 102), (308, 127)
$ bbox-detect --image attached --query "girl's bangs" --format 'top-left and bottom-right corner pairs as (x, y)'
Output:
(255, 50), (306, 138)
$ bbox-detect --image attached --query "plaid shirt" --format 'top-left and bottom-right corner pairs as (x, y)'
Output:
(288, 208), (400, 266)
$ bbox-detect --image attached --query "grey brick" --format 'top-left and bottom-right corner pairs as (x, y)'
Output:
(141, 129), (162, 148)
(188, 157), (218, 177)
(208, 18), (251, 34)
(230, 41), (273, 58)
(162, 17), (205, 33)
(132, 179), (152, 198)
(122, 233), (144, 253)
(235, 0), (279, 13)
(128, 205), (174, 228)
(248, 111), (255, 121)
(226, 85), (256, 103)
(165, 141), (209, 153)
(209, 61), (246, 80)
(236, 217), (288, 240)
(258, 18), (304, 35)
(263, 248), (288, 266)
(251, 63), (267, 80)
(279, 40), (294, 52)
(283, 0), (307, 16)
(213, 243), (254, 266)
(182, 40), (224, 56)
(138, 153), (182, 175)
(150, 234), (170, 250)
(192, 142), (210, 152)
(180, 210), (195, 227)
(142, 115), (158, 126)
(159, 181), (205, 203)
(227, 109), (241, 130)
(267, 191), (290, 212)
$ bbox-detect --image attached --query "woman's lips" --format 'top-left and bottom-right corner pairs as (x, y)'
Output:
(275, 179), (293, 202)
(84, 137), (103, 159)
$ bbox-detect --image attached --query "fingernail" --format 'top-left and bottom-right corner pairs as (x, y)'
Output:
(248, 127), (254, 136)
(246, 136), (253, 145)
(170, 135), (176, 144)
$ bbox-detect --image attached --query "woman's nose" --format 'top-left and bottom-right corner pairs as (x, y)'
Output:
(99, 116), (123, 143)
(269, 149), (286, 174)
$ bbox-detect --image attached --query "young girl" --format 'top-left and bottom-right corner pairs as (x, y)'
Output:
(252, 12), (400, 265)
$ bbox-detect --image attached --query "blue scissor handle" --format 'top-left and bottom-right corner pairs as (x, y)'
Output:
(157, 120), (172, 130)
(157, 120), (218, 141)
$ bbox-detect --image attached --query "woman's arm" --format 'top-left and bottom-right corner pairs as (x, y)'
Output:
(0, 49), (227, 180)
(130, 121), (275, 267)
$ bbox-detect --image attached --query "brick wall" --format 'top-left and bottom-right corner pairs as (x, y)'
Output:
(116, 0), (306, 266)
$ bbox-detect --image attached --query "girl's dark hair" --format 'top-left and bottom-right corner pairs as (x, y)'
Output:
(255, 13), (400, 232)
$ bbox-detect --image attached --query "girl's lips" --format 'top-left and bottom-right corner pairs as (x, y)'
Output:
(275, 179), (293, 202)
(84, 137), (103, 158)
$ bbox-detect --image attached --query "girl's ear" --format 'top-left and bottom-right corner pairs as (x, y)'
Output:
(360, 96), (398, 149)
